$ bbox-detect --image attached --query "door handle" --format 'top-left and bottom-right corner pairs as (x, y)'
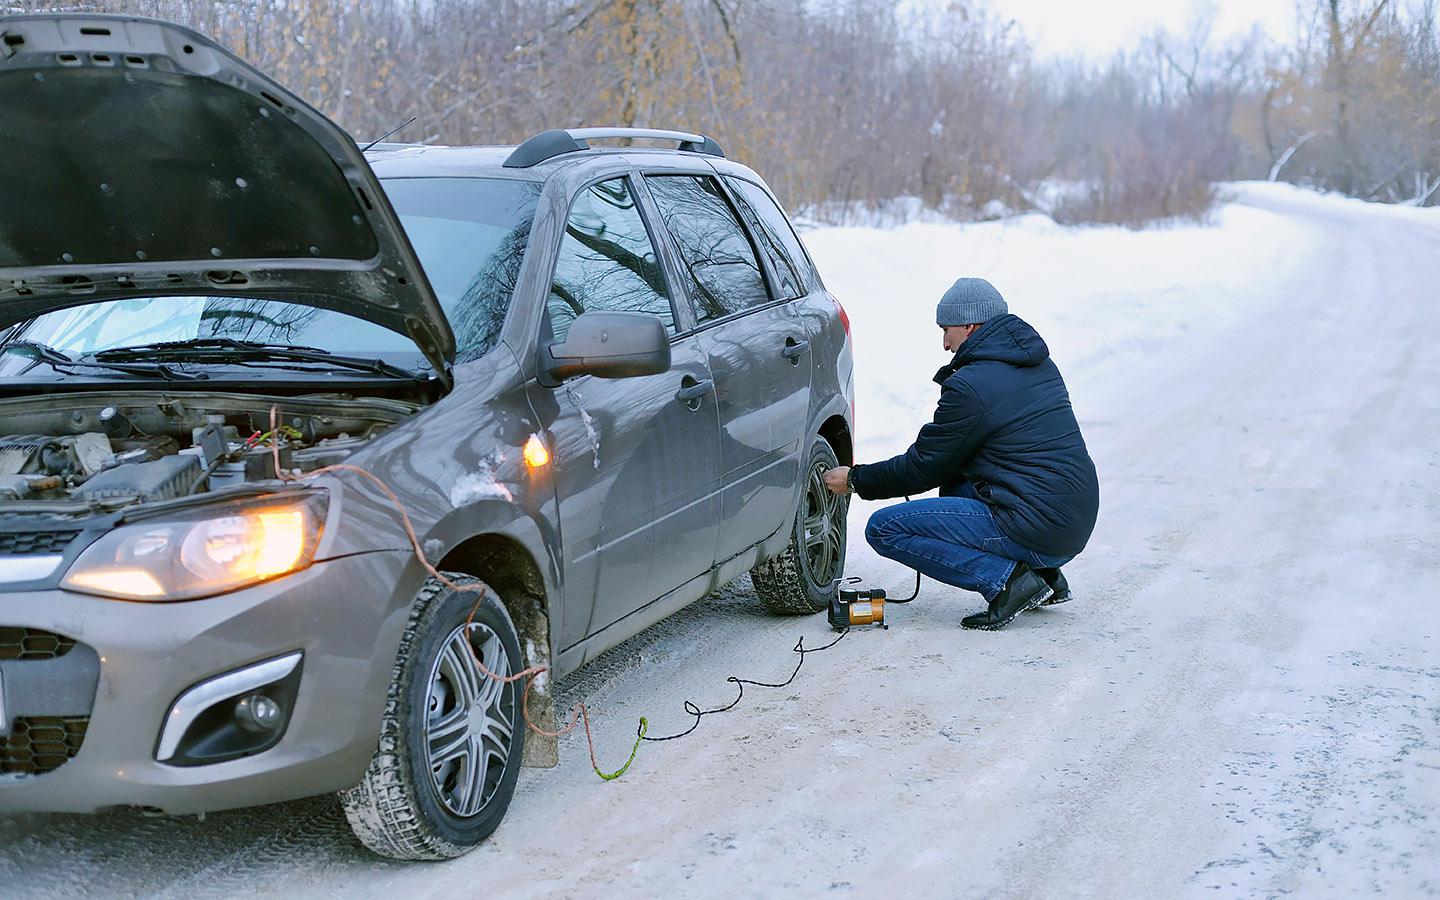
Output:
(781, 338), (809, 361)
(675, 377), (715, 406)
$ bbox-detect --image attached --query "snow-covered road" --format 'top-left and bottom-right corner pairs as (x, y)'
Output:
(4, 184), (1437, 898)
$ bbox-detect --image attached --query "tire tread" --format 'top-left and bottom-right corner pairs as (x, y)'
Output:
(750, 438), (845, 615)
(338, 575), (499, 861)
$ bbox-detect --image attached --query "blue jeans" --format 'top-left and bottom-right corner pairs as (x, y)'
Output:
(864, 484), (1074, 602)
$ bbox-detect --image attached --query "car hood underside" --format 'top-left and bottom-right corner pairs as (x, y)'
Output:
(0, 13), (455, 375)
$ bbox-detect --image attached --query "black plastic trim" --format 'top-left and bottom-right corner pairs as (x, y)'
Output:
(160, 656), (304, 767)
(677, 135), (726, 158)
(504, 129), (590, 168)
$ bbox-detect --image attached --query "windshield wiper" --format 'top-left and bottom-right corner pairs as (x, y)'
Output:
(1, 339), (207, 381)
(91, 338), (424, 380)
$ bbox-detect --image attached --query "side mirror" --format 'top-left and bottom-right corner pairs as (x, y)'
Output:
(544, 311), (671, 381)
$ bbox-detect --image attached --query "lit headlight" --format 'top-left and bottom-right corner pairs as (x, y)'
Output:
(62, 493), (328, 601)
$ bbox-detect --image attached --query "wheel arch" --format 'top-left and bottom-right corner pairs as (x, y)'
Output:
(758, 410), (853, 567)
(818, 413), (853, 466)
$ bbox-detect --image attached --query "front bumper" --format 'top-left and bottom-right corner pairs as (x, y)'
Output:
(0, 549), (410, 814)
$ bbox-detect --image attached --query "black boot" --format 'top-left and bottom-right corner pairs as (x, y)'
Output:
(962, 562), (1052, 630)
(1033, 568), (1072, 607)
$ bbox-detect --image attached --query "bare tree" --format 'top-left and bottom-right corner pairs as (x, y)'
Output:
(11, 0), (1436, 227)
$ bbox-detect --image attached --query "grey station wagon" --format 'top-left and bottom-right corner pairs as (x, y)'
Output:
(0, 15), (854, 858)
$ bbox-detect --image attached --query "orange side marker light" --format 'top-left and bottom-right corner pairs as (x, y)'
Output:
(524, 434), (550, 468)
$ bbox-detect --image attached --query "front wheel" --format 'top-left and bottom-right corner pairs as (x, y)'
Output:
(339, 575), (525, 860)
(750, 437), (848, 614)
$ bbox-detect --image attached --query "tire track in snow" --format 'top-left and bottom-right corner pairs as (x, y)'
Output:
(3, 186), (1437, 898)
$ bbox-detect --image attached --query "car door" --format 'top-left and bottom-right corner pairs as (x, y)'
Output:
(642, 173), (812, 564)
(533, 175), (722, 648)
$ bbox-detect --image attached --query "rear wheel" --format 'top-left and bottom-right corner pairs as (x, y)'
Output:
(339, 575), (525, 860)
(751, 437), (848, 614)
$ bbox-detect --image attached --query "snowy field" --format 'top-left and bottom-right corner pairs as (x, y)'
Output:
(2, 182), (1437, 897)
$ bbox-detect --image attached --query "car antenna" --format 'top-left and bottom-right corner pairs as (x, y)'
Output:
(360, 116), (418, 153)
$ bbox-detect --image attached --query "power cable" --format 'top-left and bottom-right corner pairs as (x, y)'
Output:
(267, 405), (911, 779)
(640, 628), (850, 742)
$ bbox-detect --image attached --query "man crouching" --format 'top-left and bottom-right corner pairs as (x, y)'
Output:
(823, 277), (1100, 630)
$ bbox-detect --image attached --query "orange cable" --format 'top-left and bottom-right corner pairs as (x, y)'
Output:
(269, 406), (615, 764)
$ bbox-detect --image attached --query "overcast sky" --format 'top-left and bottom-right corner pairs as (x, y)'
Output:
(980, 0), (1304, 58)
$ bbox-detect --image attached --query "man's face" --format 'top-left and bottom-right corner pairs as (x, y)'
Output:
(942, 324), (979, 353)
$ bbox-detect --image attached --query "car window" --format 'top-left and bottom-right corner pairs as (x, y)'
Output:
(548, 177), (674, 343)
(383, 177), (542, 362)
(724, 177), (819, 298)
(6, 295), (417, 361)
(644, 175), (771, 323)
(0, 177), (542, 374)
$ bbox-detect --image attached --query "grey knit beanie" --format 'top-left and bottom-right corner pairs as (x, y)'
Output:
(936, 277), (1007, 326)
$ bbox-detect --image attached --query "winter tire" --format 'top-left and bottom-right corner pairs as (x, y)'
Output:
(339, 574), (525, 860)
(750, 437), (849, 614)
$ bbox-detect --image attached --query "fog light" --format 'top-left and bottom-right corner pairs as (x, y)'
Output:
(234, 693), (283, 733)
(157, 651), (302, 766)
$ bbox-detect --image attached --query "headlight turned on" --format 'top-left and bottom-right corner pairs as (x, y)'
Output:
(61, 492), (328, 601)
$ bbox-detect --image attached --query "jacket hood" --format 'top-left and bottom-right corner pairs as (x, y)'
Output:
(935, 314), (1049, 382)
(0, 14), (454, 378)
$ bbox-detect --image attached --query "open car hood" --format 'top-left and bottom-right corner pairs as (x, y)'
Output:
(0, 14), (455, 376)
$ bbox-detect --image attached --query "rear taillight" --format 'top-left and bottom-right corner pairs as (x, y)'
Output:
(832, 295), (854, 428)
(832, 295), (851, 342)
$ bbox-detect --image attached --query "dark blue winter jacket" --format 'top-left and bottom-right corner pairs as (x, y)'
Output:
(850, 314), (1099, 557)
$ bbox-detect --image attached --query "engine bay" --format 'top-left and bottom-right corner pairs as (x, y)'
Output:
(0, 391), (420, 508)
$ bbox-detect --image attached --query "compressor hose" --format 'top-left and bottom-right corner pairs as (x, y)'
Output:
(836, 494), (923, 602)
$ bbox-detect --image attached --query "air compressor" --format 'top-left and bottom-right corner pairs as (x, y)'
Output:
(828, 585), (889, 629)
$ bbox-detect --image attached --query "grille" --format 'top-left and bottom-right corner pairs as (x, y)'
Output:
(0, 530), (79, 555)
(0, 626), (77, 660)
(0, 717), (89, 775)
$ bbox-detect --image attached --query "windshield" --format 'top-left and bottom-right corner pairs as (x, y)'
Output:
(0, 176), (540, 375)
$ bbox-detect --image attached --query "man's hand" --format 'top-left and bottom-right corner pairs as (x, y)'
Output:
(822, 466), (852, 495)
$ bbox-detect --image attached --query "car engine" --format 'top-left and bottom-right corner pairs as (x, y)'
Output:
(0, 391), (418, 508)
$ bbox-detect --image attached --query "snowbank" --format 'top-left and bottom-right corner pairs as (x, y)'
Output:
(804, 183), (1337, 461)
(1226, 179), (1440, 223)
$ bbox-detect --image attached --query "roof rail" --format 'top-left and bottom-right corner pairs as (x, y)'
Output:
(503, 128), (725, 168)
